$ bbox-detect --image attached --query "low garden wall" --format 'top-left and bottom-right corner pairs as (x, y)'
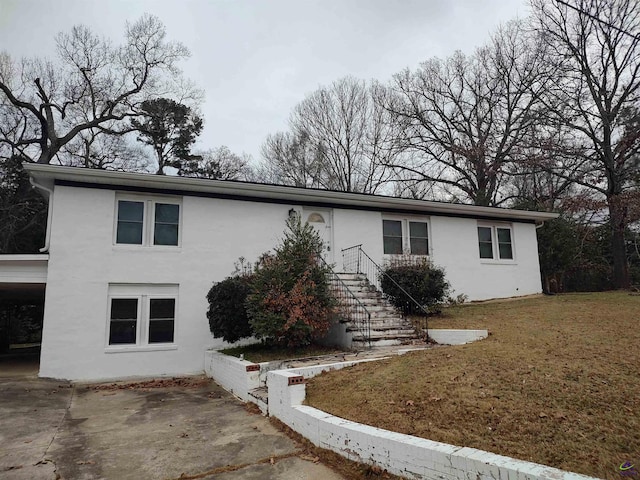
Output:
(267, 365), (596, 480)
(427, 329), (488, 345)
(204, 350), (260, 403)
(206, 337), (594, 480)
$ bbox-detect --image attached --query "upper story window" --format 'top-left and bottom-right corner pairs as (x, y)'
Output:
(116, 201), (145, 244)
(154, 203), (180, 246)
(409, 221), (429, 255)
(383, 217), (430, 255)
(383, 220), (403, 254)
(477, 224), (513, 260)
(115, 197), (181, 247)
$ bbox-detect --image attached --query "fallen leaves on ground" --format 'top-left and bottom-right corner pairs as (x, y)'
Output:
(88, 376), (211, 391)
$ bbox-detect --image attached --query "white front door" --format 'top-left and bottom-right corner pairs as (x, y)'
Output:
(302, 208), (333, 263)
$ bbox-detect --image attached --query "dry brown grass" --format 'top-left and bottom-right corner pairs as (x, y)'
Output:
(306, 292), (640, 479)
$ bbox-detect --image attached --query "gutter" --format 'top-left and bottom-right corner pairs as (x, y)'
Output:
(29, 177), (53, 253)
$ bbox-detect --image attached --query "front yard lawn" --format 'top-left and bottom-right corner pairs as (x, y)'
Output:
(306, 292), (640, 479)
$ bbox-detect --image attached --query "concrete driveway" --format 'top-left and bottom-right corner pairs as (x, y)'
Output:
(0, 361), (344, 480)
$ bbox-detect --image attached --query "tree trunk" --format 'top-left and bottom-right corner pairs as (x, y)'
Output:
(608, 196), (630, 289)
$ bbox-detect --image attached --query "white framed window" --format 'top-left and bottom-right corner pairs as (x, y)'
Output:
(477, 224), (514, 261)
(106, 284), (178, 350)
(115, 196), (181, 247)
(382, 217), (430, 256)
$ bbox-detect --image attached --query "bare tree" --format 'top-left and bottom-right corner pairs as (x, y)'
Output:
(262, 77), (397, 193)
(382, 20), (551, 206)
(179, 146), (254, 181)
(259, 131), (324, 187)
(532, 0), (640, 288)
(0, 15), (194, 166)
(61, 127), (151, 171)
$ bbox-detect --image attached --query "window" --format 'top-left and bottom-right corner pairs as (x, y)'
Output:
(117, 201), (144, 244)
(107, 285), (178, 349)
(148, 299), (175, 343)
(383, 218), (429, 255)
(115, 197), (181, 247)
(109, 298), (138, 344)
(409, 221), (429, 255)
(383, 220), (403, 254)
(154, 203), (179, 246)
(478, 227), (494, 259)
(477, 225), (514, 260)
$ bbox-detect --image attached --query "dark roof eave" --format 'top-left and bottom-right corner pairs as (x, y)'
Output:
(24, 163), (560, 223)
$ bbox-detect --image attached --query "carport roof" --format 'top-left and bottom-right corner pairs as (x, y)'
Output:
(0, 255), (48, 286)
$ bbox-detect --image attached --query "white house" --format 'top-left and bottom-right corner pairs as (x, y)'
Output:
(10, 164), (556, 381)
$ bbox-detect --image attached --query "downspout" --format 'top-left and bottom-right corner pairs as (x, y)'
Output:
(29, 177), (53, 253)
(535, 220), (545, 229)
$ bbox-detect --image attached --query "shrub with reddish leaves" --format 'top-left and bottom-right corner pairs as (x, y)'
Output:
(246, 216), (336, 347)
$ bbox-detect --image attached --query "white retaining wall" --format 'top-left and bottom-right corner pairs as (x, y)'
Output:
(267, 366), (597, 480)
(427, 329), (488, 345)
(204, 350), (261, 402)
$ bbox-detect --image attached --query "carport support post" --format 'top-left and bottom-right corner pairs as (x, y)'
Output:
(0, 301), (8, 353)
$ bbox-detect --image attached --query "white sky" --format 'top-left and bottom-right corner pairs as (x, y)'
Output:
(0, 0), (529, 164)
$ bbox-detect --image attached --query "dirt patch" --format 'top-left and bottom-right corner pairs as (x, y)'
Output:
(87, 375), (211, 391)
(306, 292), (640, 480)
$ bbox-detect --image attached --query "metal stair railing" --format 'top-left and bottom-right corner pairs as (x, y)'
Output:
(317, 255), (371, 348)
(341, 245), (429, 339)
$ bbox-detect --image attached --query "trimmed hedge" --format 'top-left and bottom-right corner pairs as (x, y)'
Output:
(206, 275), (253, 343)
(379, 259), (450, 314)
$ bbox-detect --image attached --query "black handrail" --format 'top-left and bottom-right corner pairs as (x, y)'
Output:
(341, 245), (429, 339)
(317, 255), (372, 348)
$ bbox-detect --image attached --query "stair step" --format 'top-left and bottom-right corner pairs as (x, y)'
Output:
(353, 338), (419, 347)
(352, 332), (418, 341)
(331, 271), (422, 346)
(349, 329), (416, 337)
(248, 386), (268, 404)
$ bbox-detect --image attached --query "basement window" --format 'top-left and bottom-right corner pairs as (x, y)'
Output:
(107, 284), (178, 350)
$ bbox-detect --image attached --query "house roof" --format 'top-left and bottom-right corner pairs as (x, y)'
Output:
(24, 163), (559, 223)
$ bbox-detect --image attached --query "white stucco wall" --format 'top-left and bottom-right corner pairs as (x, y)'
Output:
(40, 185), (542, 380)
(332, 209), (542, 301)
(430, 216), (542, 300)
(40, 186), (301, 380)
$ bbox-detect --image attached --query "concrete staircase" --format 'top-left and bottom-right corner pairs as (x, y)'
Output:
(332, 272), (421, 348)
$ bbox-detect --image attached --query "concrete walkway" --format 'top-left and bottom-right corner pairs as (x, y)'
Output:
(0, 364), (344, 480)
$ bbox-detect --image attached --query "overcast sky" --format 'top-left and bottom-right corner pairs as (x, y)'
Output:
(0, 0), (529, 164)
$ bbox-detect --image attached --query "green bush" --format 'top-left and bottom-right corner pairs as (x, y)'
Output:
(246, 216), (336, 347)
(206, 275), (254, 343)
(379, 257), (450, 314)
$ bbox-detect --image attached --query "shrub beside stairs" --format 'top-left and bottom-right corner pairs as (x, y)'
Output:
(331, 272), (423, 348)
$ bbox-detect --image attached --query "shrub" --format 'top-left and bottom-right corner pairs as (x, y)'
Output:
(206, 274), (254, 343)
(246, 216), (336, 347)
(379, 257), (450, 314)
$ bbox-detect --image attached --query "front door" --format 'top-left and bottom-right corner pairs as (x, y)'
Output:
(302, 208), (333, 263)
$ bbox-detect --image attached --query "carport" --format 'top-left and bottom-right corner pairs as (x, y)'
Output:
(0, 255), (48, 370)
